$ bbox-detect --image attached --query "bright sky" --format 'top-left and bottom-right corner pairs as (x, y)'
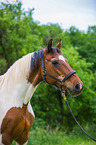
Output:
(1, 0), (96, 31)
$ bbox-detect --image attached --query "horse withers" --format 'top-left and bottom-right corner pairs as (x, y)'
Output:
(0, 39), (83, 145)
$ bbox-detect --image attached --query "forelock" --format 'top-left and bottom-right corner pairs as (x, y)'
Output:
(49, 47), (61, 54)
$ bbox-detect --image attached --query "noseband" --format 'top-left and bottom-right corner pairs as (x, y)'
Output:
(41, 49), (76, 91)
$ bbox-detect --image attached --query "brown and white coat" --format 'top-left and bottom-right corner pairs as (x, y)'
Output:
(0, 40), (83, 144)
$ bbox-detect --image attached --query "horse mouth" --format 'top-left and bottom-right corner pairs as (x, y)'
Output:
(67, 86), (83, 97)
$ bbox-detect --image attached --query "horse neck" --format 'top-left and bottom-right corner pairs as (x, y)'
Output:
(0, 52), (43, 106)
(20, 52), (43, 104)
(28, 49), (44, 87)
(28, 66), (39, 86)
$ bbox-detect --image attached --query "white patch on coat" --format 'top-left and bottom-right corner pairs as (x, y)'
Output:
(16, 141), (28, 145)
(0, 53), (33, 89)
(24, 84), (37, 104)
(27, 102), (35, 118)
(0, 80), (36, 128)
(58, 55), (65, 62)
(0, 134), (3, 145)
(0, 53), (36, 130)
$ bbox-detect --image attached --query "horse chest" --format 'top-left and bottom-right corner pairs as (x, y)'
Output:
(0, 81), (35, 144)
(1, 104), (35, 144)
(0, 82), (35, 125)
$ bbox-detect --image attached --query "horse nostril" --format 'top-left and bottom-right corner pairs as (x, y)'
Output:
(75, 83), (81, 91)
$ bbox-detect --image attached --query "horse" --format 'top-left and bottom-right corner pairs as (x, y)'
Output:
(0, 39), (83, 145)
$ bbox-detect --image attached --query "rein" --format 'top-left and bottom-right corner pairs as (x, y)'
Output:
(62, 92), (96, 142)
(41, 49), (96, 142)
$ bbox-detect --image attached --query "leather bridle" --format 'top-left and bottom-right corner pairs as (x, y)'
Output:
(41, 49), (76, 91)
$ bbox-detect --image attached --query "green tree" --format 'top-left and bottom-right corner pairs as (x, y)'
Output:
(64, 26), (96, 71)
(0, 0), (43, 74)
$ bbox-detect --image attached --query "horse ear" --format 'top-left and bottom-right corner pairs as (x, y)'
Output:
(46, 39), (53, 52)
(55, 39), (62, 49)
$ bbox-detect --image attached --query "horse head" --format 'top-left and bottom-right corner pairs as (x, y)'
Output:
(42, 39), (83, 96)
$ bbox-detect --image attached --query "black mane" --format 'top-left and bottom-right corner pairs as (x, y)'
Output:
(30, 47), (61, 71)
(31, 48), (44, 70)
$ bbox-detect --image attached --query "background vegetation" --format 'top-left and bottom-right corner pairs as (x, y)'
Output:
(0, 1), (96, 144)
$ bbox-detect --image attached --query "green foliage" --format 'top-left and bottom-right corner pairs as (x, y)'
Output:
(65, 26), (96, 71)
(0, 0), (96, 133)
(0, 57), (7, 75)
(0, 0), (43, 69)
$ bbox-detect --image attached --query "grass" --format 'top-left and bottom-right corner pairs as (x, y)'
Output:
(12, 126), (96, 145)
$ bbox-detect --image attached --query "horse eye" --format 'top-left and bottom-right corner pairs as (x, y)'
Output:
(52, 60), (59, 66)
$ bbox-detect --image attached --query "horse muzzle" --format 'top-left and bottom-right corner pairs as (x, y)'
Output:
(67, 83), (83, 96)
